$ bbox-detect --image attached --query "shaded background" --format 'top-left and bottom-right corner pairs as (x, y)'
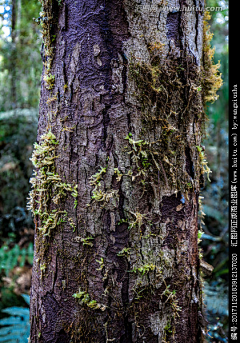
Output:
(0, 0), (229, 341)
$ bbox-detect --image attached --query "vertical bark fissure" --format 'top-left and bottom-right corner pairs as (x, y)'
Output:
(102, 105), (111, 149)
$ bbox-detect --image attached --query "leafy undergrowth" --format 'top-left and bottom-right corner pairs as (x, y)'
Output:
(0, 109), (38, 242)
(0, 229), (33, 311)
(199, 120), (229, 342)
(0, 242), (33, 276)
(0, 236), (33, 342)
(0, 109), (36, 341)
(0, 295), (30, 343)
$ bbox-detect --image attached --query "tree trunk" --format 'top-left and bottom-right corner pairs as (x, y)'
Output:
(29, 1), (219, 342)
(10, 0), (17, 108)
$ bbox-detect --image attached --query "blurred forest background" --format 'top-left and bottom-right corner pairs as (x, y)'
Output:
(0, 0), (229, 342)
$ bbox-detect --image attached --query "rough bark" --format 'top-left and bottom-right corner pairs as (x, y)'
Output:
(29, 0), (211, 342)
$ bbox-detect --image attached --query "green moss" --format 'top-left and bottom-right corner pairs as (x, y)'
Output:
(131, 263), (155, 275)
(89, 166), (107, 186)
(28, 131), (78, 235)
(114, 168), (123, 182)
(81, 236), (94, 247)
(196, 145), (212, 181)
(164, 320), (173, 335)
(117, 247), (131, 258)
(68, 217), (76, 232)
(161, 283), (182, 341)
(127, 210), (148, 232)
(27, 131), (78, 274)
(96, 257), (104, 271)
(128, 31), (220, 197)
(72, 288), (106, 311)
(128, 55), (203, 193)
(202, 11), (223, 104)
(87, 162), (120, 207)
(38, 0), (59, 90)
(43, 73), (55, 90)
(90, 184), (118, 204)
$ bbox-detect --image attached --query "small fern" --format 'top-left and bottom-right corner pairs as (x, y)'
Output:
(0, 295), (30, 343)
(0, 243), (33, 276)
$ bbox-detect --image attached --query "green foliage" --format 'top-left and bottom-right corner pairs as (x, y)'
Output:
(0, 294), (30, 343)
(0, 109), (38, 239)
(200, 2), (228, 340)
(96, 257), (104, 271)
(28, 130), (78, 237)
(72, 289), (106, 311)
(200, 124), (228, 281)
(196, 145), (212, 181)
(0, 288), (26, 320)
(132, 263), (155, 275)
(0, 1), (42, 111)
(89, 166), (107, 186)
(205, 0), (228, 124)
(164, 320), (172, 335)
(0, 2), (40, 325)
(81, 236), (94, 247)
(202, 10), (223, 104)
(0, 297), (30, 343)
(0, 243), (33, 276)
(117, 247), (131, 258)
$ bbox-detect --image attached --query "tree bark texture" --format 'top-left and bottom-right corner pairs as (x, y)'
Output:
(30, 0), (211, 342)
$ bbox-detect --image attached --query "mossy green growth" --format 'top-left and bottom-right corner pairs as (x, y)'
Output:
(43, 73), (55, 90)
(125, 134), (151, 183)
(81, 236), (94, 247)
(161, 285), (181, 312)
(161, 283), (182, 341)
(88, 164), (119, 206)
(164, 320), (173, 335)
(202, 11), (223, 104)
(38, 0), (58, 90)
(28, 130), (78, 237)
(114, 168), (123, 182)
(40, 262), (47, 279)
(89, 166), (107, 186)
(71, 185), (78, 208)
(90, 185), (118, 204)
(198, 230), (204, 244)
(196, 145), (212, 181)
(96, 257), (104, 270)
(88, 164), (119, 207)
(117, 247), (131, 258)
(72, 288), (106, 311)
(132, 263), (155, 275)
(127, 54), (203, 192)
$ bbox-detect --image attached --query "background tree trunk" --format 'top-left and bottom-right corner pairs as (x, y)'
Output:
(10, 0), (17, 108)
(30, 0), (210, 342)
